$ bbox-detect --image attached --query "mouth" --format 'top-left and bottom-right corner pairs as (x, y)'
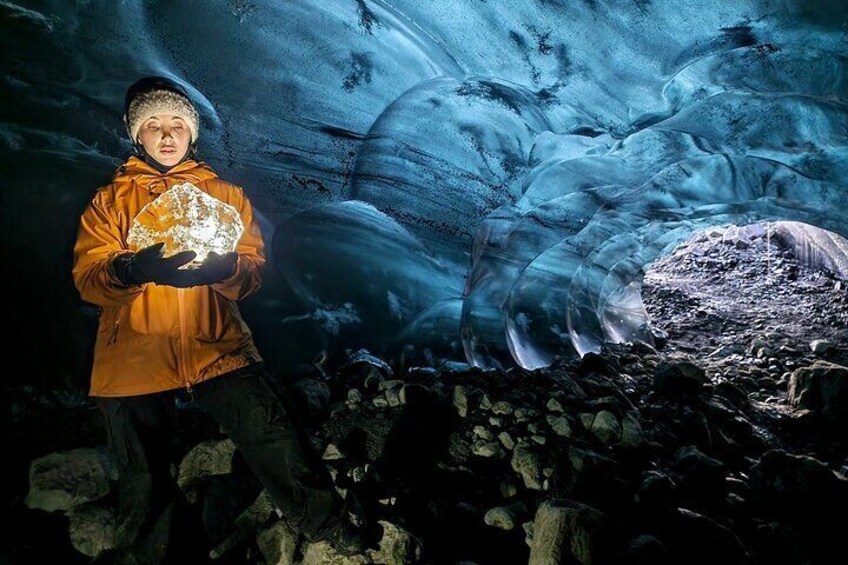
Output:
(160, 147), (177, 155)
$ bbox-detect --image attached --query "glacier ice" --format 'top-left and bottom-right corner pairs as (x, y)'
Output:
(4, 0), (847, 371)
(127, 182), (244, 264)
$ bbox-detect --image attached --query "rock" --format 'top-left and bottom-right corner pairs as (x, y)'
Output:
(381, 381), (404, 407)
(341, 348), (394, 382)
(399, 383), (428, 406)
(67, 503), (115, 557)
(479, 394), (493, 410)
(749, 449), (848, 521)
(620, 534), (668, 565)
(491, 401), (514, 416)
(744, 223), (767, 239)
(498, 431), (516, 451)
(674, 446), (726, 502)
(385, 388), (403, 408)
(528, 499), (613, 565)
(372, 396), (389, 408)
(635, 471), (676, 512)
(472, 440), (503, 458)
(484, 502), (528, 530)
(713, 343), (746, 358)
(665, 508), (748, 564)
(514, 407), (534, 423)
(788, 361), (848, 434)
(378, 379), (404, 392)
(351, 466), (367, 483)
(809, 339), (832, 354)
(547, 415), (573, 437)
(620, 412), (644, 448)
(748, 521), (808, 565)
(630, 342), (658, 356)
(256, 520), (299, 565)
(567, 447), (616, 479)
(473, 426), (495, 441)
(301, 540), (369, 564)
(590, 411), (621, 445)
(176, 439), (237, 500)
(714, 381), (749, 405)
(650, 327), (669, 349)
(748, 337), (769, 355)
(578, 352), (609, 375)
(293, 378), (331, 415)
(511, 443), (544, 490)
(500, 479), (518, 498)
(546, 397), (565, 413)
(210, 489), (282, 560)
(322, 443), (345, 461)
(523, 520), (535, 547)
(347, 388), (363, 404)
(654, 361), (708, 395)
(453, 386), (469, 417)
(25, 447), (114, 512)
(367, 520), (423, 565)
(559, 375), (589, 399)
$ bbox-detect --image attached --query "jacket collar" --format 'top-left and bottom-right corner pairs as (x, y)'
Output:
(113, 155), (219, 194)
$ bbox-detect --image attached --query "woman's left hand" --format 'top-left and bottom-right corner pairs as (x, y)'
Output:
(189, 251), (238, 286)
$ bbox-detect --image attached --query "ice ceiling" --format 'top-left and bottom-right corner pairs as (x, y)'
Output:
(3, 0), (847, 371)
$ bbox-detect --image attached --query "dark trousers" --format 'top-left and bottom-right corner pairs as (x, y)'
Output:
(94, 364), (343, 564)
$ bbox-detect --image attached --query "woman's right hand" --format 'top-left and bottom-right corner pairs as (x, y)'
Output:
(111, 242), (198, 287)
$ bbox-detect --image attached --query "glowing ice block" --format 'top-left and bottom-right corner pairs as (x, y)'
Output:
(127, 182), (244, 264)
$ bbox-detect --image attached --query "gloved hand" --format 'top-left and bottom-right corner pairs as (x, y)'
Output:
(110, 242), (198, 287)
(187, 251), (238, 286)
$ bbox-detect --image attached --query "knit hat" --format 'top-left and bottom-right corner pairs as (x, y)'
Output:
(124, 76), (200, 144)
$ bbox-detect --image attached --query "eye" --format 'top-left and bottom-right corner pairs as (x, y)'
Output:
(147, 123), (159, 130)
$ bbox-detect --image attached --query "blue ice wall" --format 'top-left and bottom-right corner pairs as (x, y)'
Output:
(3, 0), (846, 371)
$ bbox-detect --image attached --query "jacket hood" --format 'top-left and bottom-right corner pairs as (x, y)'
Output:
(113, 155), (219, 194)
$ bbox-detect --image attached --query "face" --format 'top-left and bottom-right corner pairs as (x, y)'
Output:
(136, 114), (191, 167)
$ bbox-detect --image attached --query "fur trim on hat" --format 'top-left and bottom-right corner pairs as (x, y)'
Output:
(126, 89), (199, 143)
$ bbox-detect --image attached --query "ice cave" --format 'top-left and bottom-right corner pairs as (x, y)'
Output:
(2, 1), (847, 564)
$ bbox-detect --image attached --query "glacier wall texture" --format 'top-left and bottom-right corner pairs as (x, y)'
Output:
(3, 0), (846, 372)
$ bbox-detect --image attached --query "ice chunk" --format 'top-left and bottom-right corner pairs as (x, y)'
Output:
(127, 182), (244, 264)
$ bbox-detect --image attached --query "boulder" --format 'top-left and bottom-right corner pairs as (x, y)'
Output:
(26, 447), (114, 513)
(788, 361), (848, 435)
(654, 362), (708, 396)
(528, 499), (613, 565)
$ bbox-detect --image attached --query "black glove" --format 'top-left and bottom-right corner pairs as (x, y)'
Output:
(187, 251), (238, 286)
(110, 242), (198, 288)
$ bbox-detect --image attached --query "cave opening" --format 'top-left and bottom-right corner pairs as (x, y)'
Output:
(640, 220), (848, 401)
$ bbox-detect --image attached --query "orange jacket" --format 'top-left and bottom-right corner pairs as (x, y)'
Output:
(72, 155), (265, 397)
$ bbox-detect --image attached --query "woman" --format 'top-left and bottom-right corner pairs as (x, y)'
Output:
(72, 76), (368, 563)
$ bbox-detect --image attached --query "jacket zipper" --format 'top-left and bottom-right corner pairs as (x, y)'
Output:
(176, 288), (193, 395)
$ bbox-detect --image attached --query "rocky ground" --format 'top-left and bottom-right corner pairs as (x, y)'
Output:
(9, 223), (848, 564)
(643, 222), (848, 373)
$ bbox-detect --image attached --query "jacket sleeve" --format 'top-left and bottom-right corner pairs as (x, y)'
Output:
(72, 189), (146, 307)
(211, 186), (265, 301)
